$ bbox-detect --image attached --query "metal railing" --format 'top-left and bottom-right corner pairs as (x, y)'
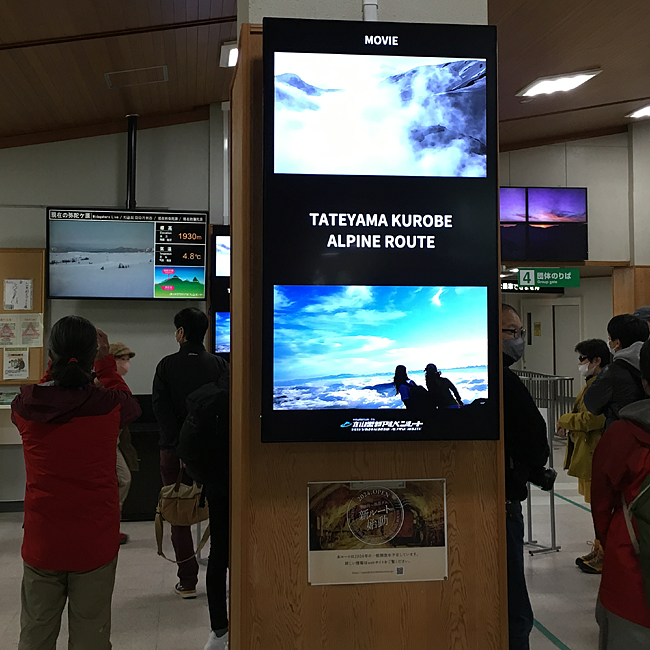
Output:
(513, 370), (574, 555)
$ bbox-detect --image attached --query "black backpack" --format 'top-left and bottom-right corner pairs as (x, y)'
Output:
(407, 382), (428, 411)
(177, 383), (229, 486)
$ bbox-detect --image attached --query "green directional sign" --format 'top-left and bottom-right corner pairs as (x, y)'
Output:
(518, 268), (580, 288)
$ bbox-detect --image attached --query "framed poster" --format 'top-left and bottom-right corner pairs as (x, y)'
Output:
(308, 479), (447, 585)
(262, 18), (499, 442)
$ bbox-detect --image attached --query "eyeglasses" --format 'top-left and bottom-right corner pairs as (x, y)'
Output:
(502, 327), (526, 339)
(578, 355), (589, 363)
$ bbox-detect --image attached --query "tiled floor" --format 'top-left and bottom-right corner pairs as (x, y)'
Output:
(0, 438), (599, 649)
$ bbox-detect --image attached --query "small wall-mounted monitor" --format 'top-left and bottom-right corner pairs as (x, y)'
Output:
(215, 312), (231, 354)
(499, 187), (526, 222)
(499, 187), (588, 262)
(47, 208), (208, 299)
(210, 225), (231, 357)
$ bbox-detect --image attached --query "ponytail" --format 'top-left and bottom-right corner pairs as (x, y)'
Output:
(49, 316), (97, 389)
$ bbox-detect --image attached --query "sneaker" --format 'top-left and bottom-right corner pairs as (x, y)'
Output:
(575, 539), (600, 566)
(577, 544), (604, 574)
(204, 630), (228, 650)
(119, 532), (129, 545)
(174, 582), (197, 599)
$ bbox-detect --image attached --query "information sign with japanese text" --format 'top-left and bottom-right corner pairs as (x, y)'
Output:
(308, 479), (447, 585)
(518, 268), (580, 288)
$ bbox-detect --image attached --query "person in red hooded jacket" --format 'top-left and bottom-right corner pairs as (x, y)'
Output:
(591, 336), (650, 649)
(11, 315), (141, 650)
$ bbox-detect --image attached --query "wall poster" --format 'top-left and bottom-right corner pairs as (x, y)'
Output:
(308, 479), (447, 585)
(3, 347), (29, 380)
(262, 18), (499, 442)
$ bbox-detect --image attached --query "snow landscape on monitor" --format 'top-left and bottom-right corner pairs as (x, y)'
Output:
(50, 251), (154, 298)
(274, 52), (487, 177)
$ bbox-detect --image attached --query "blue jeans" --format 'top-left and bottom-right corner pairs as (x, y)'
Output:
(506, 501), (533, 650)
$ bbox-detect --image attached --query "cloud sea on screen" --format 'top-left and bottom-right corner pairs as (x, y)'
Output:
(273, 285), (488, 410)
(274, 52), (486, 178)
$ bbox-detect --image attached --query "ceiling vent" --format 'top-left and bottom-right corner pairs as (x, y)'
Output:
(105, 65), (169, 89)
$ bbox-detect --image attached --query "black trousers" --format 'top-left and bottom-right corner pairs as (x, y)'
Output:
(204, 481), (229, 631)
(506, 501), (533, 650)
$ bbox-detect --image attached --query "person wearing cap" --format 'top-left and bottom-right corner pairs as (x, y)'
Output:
(633, 306), (650, 332)
(109, 342), (140, 545)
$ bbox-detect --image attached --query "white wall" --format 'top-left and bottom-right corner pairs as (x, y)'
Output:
(0, 116), (224, 395)
(500, 133), (630, 262)
(238, 0), (487, 31)
(565, 277), (613, 342)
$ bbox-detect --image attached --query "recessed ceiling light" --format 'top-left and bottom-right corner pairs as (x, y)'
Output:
(516, 69), (601, 97)
(220, 42), (239, 68)
(628, 106), (650, 119)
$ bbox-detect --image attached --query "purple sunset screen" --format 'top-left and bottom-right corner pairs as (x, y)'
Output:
(499, 187), (526, 222)
(528, 188), (587, 223)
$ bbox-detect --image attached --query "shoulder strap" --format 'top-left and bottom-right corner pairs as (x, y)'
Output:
(155, 509), (211, 564)
(622, 493), (641, 556)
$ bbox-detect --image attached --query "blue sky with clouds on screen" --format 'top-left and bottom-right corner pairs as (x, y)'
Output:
(274, 285), (487, 382)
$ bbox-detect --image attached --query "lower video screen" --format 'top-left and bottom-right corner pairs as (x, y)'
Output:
(273, 285), (488, 411)
(215, 312), (231, 354)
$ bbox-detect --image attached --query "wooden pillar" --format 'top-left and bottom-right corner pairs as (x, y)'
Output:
(230, 24), (508, 650)
(612, 266), (650, 314)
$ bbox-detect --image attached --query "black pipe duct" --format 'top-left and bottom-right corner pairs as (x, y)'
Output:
(126, 114), (138, 209)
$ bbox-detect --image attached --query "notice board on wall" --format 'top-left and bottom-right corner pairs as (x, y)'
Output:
(0, 249), (45, 385)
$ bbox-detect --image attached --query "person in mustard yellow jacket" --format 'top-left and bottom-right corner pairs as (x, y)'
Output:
(556, 338), (609, 574)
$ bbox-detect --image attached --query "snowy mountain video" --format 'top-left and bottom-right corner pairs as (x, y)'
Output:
(273, 285), (488, 410)
(274, 52), (486, 177)
(49, 220), (155, 298)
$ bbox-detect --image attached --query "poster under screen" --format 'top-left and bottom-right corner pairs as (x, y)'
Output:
(47, 209), (207, 299)
(262, 18), (499, 443)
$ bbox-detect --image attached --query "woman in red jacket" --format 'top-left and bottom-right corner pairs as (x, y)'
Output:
(11, 316), (141, 650)
(591, 337), (650, 649)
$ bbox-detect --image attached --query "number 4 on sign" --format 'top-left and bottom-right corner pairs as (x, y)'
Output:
(519, 269), (535, 286)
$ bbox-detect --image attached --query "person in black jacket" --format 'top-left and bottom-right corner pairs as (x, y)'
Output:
(583, 314), (648, 429)
(152, 308), (229, 599)
(502, 303), (550, 650)
(178, 381), (230, 650)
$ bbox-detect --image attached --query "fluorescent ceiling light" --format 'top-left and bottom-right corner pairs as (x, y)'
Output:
(628, 106), (650, 119)
(220, 42), (239, 68)
(516, 69), (601, 97)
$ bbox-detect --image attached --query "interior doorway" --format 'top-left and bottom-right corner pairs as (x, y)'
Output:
(519, 298), (582, 397)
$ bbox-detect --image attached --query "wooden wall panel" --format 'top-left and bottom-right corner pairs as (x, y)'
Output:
(612, 266), (650, 315)
(230, 25), (508, 650)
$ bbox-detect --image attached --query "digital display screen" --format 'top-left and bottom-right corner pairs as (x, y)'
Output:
(47, 209), (208, 299)
(274, 285), (487, 410)
(263, 18), (499, 442)
(498, 187), (588, 261)
(215, 312), (231, 354)
(499, 187), (526, 222)
(528, 187), (587, 223)
(215, 235), (231, 277)
(274, 52), (487, 178)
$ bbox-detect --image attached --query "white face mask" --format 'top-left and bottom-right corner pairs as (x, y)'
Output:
(578, 363), (590, 375)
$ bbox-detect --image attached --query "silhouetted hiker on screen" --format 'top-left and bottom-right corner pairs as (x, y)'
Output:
(425, 363), (463, 409)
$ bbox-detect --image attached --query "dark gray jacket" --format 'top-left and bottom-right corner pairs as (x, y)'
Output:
(584, 341), (646, 429)
(152, 342), (229, 449)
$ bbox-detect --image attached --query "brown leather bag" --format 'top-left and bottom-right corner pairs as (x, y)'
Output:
(155, 468), (210, 563)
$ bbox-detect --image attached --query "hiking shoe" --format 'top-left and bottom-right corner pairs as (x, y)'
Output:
(204, 630), (228, 650)
(577, 545), (603, 574)
(575, 539), (600, 566)
(174, 582), (197, 599)
(119, 532), (129, 545)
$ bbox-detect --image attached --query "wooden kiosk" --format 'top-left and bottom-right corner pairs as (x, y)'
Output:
(229, 24), (508, 650)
